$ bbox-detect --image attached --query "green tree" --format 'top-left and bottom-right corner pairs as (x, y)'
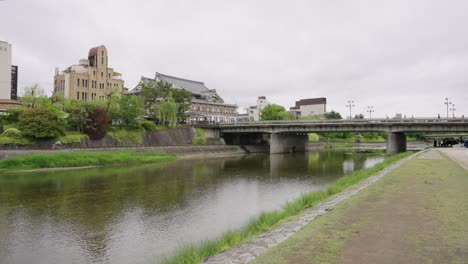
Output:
(153, 95), (177, 126)
(117, 95), (144, 128)
(20, 84), (45, 108)
(171, 88), (192, 120)
(260, 104), (292, 120)
(18, 107), (64, 139)
(324, 110), (342, 120)
(354, 113), (364, 119)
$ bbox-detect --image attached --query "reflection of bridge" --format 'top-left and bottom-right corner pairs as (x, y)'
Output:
(195, 118), (468, 154)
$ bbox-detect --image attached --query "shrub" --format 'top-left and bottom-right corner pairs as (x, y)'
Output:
(2, 128), (22, 139)
(58, 132), (89, 144)
(18, 107), (64, 139)
(192, 136), (206, 145)
(141, 120), (158, 131)
(108, 129), (144, 144)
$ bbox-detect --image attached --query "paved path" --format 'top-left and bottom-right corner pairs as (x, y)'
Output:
(251, 149), (468, 264)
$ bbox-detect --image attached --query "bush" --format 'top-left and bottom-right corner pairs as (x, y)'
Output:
(58, 132), (89, 144)
(192, 136), (206, 145)
(108, 128), (144, 144)
(2, 128), (22, 139)
(141, 120), (158, 131)
(308, 133), (320, 142)
(18, 107), (64, 139)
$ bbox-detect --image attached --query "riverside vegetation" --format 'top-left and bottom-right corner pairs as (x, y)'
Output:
(0, 150), (176, 171)
(162, 151), (413, 264)
(0, 81), (191, 148)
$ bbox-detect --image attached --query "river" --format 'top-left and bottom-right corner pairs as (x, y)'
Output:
(0, 150), (384, 264)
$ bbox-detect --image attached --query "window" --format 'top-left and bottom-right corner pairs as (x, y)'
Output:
(77, 92), (80, 100)
(101, 72), (103, 77)
(93, 71), (96, 76)
(101, 57), (104, 65)
(82, 79), (85, 87)
(77, 78), (80, 86)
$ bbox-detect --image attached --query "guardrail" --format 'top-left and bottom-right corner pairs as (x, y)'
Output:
(192, 118), (468, 127)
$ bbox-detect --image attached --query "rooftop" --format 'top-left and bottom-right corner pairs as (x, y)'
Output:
(155, 72), (212, 95)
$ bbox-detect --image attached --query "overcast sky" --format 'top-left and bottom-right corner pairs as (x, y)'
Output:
(1, 0), (467, 118)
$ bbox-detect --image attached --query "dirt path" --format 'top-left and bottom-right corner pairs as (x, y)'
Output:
(253, 149), (468, 264)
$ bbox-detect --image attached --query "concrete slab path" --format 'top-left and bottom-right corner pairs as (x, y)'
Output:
(251, 149), (468, 264)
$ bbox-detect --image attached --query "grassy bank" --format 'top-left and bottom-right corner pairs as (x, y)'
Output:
(162, 151), (413, 264)
(0, 150), (176, 171)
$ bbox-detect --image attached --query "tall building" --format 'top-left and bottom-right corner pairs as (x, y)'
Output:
(248, 96), (270, 121)
(289, 98), (327, 119)
(0, 41), (12, 100)
(54, 45), (125, 100)
(0, 41), (20, 111)
(130, 72), (237, 123)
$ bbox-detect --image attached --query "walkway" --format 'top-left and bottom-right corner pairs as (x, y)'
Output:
(251, 149), (468, 264)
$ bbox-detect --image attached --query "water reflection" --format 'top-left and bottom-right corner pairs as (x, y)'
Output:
(0, 150), (384, 264)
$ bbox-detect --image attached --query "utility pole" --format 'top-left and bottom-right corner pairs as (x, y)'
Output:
(450, 104), (456, 118)
(444, 98), (452, 119)
(346, 100), (355, 119)
(367, 106), (375, 120)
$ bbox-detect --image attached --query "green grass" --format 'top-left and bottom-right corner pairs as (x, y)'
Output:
(162, 151), (413, 264)
(0, 150), (176, 170)
(58, 132), (89, 144)
(107, 128), (144, 144)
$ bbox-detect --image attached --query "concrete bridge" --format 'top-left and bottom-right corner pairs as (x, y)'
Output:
(195, 118), (468, 154)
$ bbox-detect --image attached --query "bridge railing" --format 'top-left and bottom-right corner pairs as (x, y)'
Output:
(191, 118), (468, 127)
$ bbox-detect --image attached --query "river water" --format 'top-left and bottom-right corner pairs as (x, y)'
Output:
(0, 150), (384, 264)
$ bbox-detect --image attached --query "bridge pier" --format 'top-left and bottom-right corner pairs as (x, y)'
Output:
(386, 132), (407, 155)
(270, 134), (309, 154)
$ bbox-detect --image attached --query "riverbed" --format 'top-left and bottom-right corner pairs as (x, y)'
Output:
(0, 150), (384, 264)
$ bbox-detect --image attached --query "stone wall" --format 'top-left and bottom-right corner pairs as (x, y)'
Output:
(0, 126), (224, 150)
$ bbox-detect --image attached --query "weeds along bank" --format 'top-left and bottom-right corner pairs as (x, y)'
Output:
(0, 150), (177, 171)
(162, 151), (414, 264)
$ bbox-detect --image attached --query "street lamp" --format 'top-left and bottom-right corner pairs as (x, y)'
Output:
(367, 106), (375, 120)
(450, 104), (456, 118)
(346, 100), (355, 119)
(444, 98), (452, 119)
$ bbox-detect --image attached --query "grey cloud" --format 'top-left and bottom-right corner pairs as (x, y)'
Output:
(1, 0), (467, 118)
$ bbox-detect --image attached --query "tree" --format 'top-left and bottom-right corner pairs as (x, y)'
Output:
(21, 84), (45, 108)
(324, 110), (342, 120)
(354, 113), (364, 119)
(153, 96), (177, 126)
(18, 107), (64, 139)
(83, 106), (109, 140)
(260, 104), (292, 120)
(116, 95), (144, 128)
(171, 88), (192, 120)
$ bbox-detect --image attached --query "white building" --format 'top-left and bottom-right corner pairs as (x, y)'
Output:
(248, 96), (270, 121)
(0, 41), (12, 99)
(0, 41), (20, 111)
(289, 98), (327, 119)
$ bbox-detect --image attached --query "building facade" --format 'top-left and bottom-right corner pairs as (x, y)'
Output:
(130, 72), (237, 123)
(289, 98), (327, 119)
(0, 41), (20, 111)
(248, 96), (270, 121)
(54, 45), (125, 100)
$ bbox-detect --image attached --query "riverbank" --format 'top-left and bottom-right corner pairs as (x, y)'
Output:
(251, 148), (468, 264)
(162, 151), (413, 264)
(0, 150), (176, 171)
